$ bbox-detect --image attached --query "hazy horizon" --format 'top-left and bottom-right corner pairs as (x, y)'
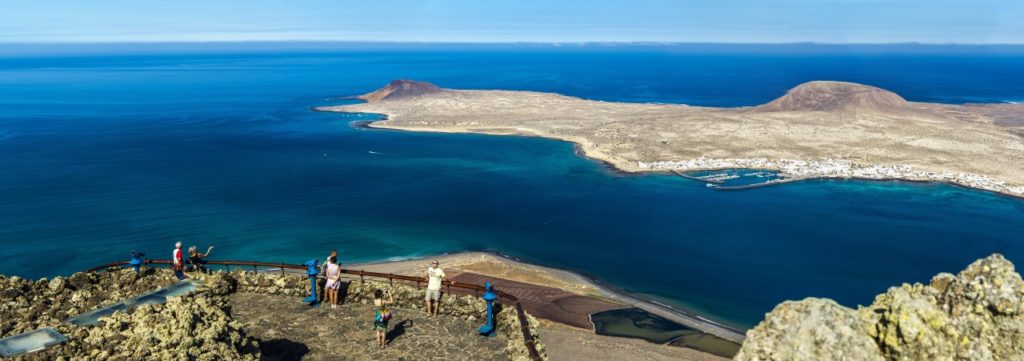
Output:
(3, 41), (1024, 58)
(3, 0), (1022, 44)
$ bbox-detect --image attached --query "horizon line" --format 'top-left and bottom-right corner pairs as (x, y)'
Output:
(3, 40), (1024, 47)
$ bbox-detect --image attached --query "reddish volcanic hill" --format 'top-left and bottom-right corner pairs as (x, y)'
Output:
(755, 81), (912, 113)
(358, 80), (443, 102)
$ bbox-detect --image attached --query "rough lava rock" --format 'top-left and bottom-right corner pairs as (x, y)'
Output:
(2, 269), (260, 361)
(357, 79), (444, 103)
(735, 298), (884, 361)
(736, 254), (1024, 361)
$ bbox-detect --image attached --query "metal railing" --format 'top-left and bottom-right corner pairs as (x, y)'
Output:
(86, 259), (542, 361)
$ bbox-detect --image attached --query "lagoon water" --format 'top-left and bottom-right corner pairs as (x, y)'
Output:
(1, 44), (1023, 327)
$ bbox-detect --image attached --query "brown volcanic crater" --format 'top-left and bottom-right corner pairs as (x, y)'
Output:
(358, 79), (443, 102)
(754, 81), (912, 113)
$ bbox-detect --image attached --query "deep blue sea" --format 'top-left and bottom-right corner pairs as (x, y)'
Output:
(1, 44), (1023, 328)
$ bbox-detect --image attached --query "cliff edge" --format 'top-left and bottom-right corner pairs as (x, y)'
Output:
(735, 254), (1024, 360)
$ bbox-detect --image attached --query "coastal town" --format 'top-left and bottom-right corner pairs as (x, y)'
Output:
(639, 158), (1024, 197)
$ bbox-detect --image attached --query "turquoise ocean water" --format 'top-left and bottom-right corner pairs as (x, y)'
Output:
(1, 44), (1023, 327)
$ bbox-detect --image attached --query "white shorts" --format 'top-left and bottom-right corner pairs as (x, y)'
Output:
(425, 288), (441, 301)
(325, 278), (341, 290)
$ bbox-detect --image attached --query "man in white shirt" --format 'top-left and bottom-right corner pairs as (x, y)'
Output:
(424, 260), (446, 317)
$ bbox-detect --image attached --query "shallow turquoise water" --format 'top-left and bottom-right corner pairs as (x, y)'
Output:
(1, 45), (1023, 328)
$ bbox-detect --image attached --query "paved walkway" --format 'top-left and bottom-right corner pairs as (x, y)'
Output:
(229, 293), (507, 361)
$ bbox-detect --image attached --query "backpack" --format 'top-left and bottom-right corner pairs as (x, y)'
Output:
(376, 307), (392, 322)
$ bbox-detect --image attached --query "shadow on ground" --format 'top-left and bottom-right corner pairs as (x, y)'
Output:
(387, 319), (412, 344)
(259, 338), (311, 361)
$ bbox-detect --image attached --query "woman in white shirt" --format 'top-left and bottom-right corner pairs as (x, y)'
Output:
(323, 255), (342, 308)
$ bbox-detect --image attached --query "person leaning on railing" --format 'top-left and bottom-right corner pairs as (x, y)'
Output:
(188, 245), (214, 274)
(318, 249), (339, 302)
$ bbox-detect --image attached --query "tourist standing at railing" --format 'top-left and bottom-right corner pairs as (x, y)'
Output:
(319, 249), (338, 275)
(188, 245), (213, 274)
(373, 289), (394, 349)
(425, 260), (446, 317)
(323, 255), (342, 308)
(319, 249), (338, 302)
(172, 242), (186, 280)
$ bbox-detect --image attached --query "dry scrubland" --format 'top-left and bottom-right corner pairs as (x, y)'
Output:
(323, 80), (1024, 196)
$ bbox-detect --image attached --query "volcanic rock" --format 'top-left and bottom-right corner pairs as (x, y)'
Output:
(754, 81), (912, 114)
(358, 79), (444, 102)
(735, 254), (1024, 360)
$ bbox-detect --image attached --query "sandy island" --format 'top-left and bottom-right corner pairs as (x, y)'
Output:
(320, 80), (1024, 198)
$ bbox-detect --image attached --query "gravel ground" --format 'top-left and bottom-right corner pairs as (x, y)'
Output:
(229, 292), (508, 361)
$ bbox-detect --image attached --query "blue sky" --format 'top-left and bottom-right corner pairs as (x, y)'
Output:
(2, 0), (1022, 44)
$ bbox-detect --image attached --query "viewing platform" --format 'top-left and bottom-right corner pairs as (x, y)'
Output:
(0, 259), (546, 360)
(1, 255), (740, 360)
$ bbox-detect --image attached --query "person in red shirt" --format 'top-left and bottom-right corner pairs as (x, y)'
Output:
(172, 241), (187, 279)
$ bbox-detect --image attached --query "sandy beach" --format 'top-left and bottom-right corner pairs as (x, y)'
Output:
(345, 251), (746, 347)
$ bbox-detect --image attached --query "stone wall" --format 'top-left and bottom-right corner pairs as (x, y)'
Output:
(735, 254), (1024, 361)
